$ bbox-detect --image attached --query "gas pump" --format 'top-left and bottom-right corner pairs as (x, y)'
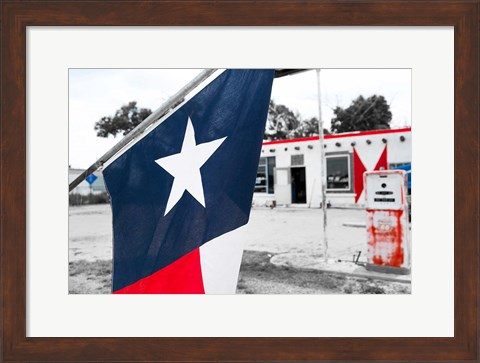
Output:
(364, 170), (411, 274)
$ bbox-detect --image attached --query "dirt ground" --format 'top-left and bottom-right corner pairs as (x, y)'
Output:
(69, 204), (410, 294)
(69, 250), (410, 294)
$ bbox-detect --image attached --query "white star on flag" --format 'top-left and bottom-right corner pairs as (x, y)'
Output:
(155, 118), (227, 216)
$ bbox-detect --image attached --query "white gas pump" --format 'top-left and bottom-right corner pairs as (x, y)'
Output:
(364, 170), (411, 274)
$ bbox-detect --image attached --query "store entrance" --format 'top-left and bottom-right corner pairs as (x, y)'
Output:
(291, 167), (306, 204)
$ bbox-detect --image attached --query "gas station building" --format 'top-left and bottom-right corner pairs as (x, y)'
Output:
(253, 127), (411, 208)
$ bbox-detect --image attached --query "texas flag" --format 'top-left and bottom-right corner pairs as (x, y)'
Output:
(103, 69), (275, 294)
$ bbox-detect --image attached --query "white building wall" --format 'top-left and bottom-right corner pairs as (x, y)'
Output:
(253, 128), (411, 208)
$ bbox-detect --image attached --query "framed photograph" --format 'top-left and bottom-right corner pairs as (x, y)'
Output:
(68, 67), (413, 297)
(2, 1), (478, 361)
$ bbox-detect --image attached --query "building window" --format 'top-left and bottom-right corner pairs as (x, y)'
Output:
(326, 155), (350, 190)
(389, 162), (409, 169)
(255, 157), (276, 194)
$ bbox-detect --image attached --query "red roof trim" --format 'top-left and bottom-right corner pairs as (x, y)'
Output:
(262, 127), (411, 146)
(263, 136), (319, 145)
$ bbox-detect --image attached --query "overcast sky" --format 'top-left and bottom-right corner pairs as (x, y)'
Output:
(69, 68), (411, 169)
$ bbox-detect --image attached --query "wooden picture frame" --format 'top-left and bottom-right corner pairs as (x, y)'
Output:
(1, 1), (478, 361)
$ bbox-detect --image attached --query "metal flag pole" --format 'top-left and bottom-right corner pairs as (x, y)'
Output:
(316, 69), (328, 262)
(69, 69), (218, 192)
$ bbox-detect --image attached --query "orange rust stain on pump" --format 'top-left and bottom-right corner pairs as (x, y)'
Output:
(367, 209), (404, 267)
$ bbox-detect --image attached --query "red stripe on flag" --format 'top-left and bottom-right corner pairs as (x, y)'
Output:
(113, 248), (205, 294)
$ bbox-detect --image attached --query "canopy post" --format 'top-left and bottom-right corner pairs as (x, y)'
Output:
(316, 69), (328, 262)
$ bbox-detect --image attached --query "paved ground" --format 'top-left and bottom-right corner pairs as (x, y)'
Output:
(69, 204), (367, 263)
(245, 206), (367, 262)
(69, 204), (113, 262)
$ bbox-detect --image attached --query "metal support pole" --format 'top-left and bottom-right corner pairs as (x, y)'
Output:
(69, 68), (218, 192)
(316, 69), (328, 262)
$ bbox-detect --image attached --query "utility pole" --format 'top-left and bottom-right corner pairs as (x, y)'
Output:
(316, 69), (328, 262)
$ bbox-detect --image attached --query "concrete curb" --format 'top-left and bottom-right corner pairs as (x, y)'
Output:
(270, 253), (411, 284)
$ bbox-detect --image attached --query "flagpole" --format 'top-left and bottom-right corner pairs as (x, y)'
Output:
(316, 69), (328, 263)
(69, 69), (218, 192)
